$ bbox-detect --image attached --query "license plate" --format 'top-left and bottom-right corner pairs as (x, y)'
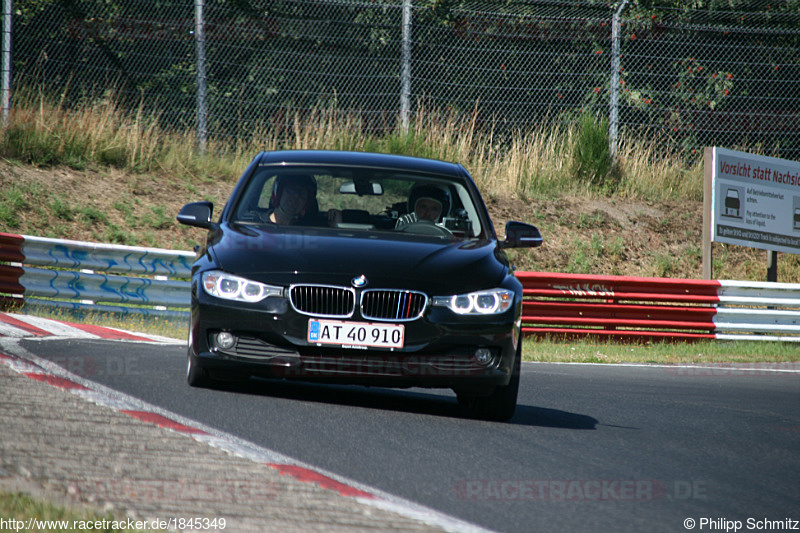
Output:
(307, 319), (404, 349)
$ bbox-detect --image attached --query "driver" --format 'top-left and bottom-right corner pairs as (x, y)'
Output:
(395, 184), (450, 229)
(264, 174), (342, 226)
(264, 174), (317, 225)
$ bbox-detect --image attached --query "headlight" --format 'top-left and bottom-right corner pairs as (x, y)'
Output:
(431, 289), (514, 315)
(201, 270), (282, 302)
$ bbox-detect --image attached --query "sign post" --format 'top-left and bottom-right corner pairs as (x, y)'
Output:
(703, 147), (800, 281)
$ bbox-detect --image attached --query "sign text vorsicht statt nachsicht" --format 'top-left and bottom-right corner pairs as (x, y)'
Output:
(712, 147), (800, 255)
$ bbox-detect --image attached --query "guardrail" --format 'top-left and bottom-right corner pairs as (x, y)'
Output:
(2, 233), (799, 342)
(517, 272), (800, 342)
(0, 232), (194, 324)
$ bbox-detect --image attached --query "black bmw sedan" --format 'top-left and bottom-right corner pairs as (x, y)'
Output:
(178, 150), (542, 421)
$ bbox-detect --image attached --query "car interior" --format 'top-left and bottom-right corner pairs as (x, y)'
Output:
(231, 167), (483, 239)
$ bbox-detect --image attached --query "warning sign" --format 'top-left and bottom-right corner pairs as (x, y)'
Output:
(709, 147), (800, 255)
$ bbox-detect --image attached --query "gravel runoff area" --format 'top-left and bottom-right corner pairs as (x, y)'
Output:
(0, 343), (468, 533)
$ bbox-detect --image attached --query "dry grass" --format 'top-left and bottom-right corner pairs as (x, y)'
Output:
(614, 131), (704, 201)
(1, 87), (701, 204)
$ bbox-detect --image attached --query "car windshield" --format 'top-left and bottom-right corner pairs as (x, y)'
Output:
(229, 165), (486, 240)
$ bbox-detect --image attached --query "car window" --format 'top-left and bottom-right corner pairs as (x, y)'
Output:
(230, 166), (484, 240)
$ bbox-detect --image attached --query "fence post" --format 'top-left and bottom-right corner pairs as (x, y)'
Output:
(1, 0), (11, 127)
(609, 0), (629, 163)
(195, 0), (208, 151)
(399, 0), (412, 134)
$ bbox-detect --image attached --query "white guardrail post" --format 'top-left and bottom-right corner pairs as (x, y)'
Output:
(713, 280), (800, 340)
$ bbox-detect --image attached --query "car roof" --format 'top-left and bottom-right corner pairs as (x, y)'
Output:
(255, 150), (470, 180)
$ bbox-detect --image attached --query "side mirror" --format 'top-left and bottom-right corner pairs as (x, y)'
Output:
(177, 201), (216, 229)
(501, 221), (542, 248)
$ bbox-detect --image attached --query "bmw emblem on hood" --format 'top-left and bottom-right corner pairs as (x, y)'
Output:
(352, 275), (368, 288)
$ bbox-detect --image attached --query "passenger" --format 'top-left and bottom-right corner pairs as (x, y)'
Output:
(395, 184), (450, 229)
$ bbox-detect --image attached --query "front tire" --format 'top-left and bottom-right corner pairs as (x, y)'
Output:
(187, 348), (213, 388)
(457, 345), (521, 422)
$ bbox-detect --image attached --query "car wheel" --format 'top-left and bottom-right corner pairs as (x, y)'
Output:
(457, 345), (521, 422)
(186, 348), (213, 388)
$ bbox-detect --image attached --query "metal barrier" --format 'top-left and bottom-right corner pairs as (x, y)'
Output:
(0, 232), (194, 323)
(517, 272), (800, 342)
(2, 233), (799, 342)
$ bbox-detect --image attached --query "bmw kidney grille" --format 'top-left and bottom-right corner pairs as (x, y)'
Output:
(289, 285), (426, 321)
(289, 285), (355, 318)
(361, 289), (427, 321)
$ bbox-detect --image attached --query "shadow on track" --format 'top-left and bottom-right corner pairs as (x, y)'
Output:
(202, 376), (600, 429)
(512, 405), (599, 430)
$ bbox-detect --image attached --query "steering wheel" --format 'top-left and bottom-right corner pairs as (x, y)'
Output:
(399, 220), (453, 238)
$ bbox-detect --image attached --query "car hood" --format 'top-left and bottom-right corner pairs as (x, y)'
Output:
(208, 224), (507, 294)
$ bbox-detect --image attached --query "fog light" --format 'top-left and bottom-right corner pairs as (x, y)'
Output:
(214, 331), (236, 351)
(473, 348), (493, 365)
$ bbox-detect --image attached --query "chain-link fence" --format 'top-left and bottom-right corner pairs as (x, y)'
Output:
(3, 0), (800, 159)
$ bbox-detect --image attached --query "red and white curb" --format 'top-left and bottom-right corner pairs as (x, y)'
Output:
(0, 312), (183, 344)
(0, 337), (491, 533)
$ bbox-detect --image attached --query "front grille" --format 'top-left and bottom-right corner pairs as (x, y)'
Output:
(361, 289), (427, 321)
(290, 284), (355, 317)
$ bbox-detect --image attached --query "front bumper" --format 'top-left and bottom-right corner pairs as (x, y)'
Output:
(189, 290), (520, 392)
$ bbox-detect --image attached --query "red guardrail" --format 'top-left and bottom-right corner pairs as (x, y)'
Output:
(0, 233), (25, 307)
(517, 271), (800, 342)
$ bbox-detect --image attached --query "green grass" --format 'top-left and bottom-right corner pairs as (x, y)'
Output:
(104, 224), (139, 246)
(0, 185), (26, 227)
(142, 205), (172, 230)
(571, 112), (614, 190)
(0, 491), (153, 532)
(78, 205), (108, 226)
(49, 197), (76, 221)
(522, 337), (800, 364)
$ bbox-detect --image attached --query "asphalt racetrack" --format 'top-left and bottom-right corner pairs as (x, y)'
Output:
(19, 338), (800, 533)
